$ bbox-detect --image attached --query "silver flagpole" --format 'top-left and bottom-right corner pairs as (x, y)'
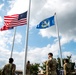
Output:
(23, 0), (31, 75)
(54, 13), (63, 67)
(10, 27), (16, 58)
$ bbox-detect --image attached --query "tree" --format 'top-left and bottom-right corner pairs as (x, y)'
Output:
(30, 63), (40, 75)
(66, 55), (75, 71)
(40, 62), (46, 74)
(67, 55), (72, 62)
(57, 55), (75, 71)
(57, 57), (61, 69)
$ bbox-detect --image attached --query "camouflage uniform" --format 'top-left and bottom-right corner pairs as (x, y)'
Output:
(2, 63), (16, 75)
(26, 63), (31, 75)
(63, 63), (71, 75)
(46, 58), (57, 75)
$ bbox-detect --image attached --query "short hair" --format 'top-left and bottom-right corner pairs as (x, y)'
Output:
(27, 61), (30, 63)
(64, 59), (69, 63)
(48, 53), (53, 56)
(9, 58), (14, 63)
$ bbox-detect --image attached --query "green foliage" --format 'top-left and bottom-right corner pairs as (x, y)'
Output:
(57, 57), (61, 69)
(67, 55), (72, 62)
(70, 63), (75, 70)
(57, 55), (75, 71)
(30, 63), (40, 75)
(40, 62), (46, 74)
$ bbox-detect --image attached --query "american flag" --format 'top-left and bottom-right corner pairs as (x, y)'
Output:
(4, 11), (27, 28)
(0, 25), (13, 31)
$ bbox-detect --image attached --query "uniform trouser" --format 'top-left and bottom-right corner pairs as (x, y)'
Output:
(26, 72), (30, 75)
(46, 71), (57, 75)
(51, 71), (57, 75)
(26, 74), (30, 75)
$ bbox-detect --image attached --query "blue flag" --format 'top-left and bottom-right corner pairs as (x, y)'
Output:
(36, 16), (55, 29)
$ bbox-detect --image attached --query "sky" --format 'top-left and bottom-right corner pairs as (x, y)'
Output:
(0, 0), (76, 70)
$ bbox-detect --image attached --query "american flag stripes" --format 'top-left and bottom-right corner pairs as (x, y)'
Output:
(4, 12), (27, 27)
(0, 11), (27, 31)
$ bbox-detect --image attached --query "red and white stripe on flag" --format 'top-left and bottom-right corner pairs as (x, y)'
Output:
(4, 14), (27, 28)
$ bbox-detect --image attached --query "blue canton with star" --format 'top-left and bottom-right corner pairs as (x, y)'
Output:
(18, 11), (27, 20)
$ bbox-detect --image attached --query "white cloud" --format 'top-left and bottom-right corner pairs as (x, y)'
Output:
(39, 26), (57, 38)
(0, 4), (4, 10)
(0, 0), (76, 71)
(0, 16), (3, 23)
(27, 41), (62, 64)
(7, 0), (29, 15)
(6, 0), (16, 9)
(0, 43), (59, 70)
(0, 42), (76, 70)
(36, 0), (76, 47)
(62, 51), (76, 63)
(15, 33), (22, 44)
(62, 52), (72, 58)
(0, 30), (22, 48)
(0, 30), (23, 70)
(29, 0), (76, 44)
(0, 31), (12, 48)
(29, 0), (76, 26)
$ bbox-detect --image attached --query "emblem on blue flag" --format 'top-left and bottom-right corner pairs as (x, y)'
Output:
(41, 20), (50, 28)
(36, 16), (55, 29)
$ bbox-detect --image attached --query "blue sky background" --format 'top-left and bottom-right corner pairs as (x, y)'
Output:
(0, 0), (76, 70)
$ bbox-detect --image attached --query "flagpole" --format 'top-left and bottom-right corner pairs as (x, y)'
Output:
(23, 0), (31, 75)
(10, 27), (16, 58)
(55, 13), (63, 67)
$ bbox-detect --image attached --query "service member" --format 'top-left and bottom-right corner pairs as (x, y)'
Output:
(46, 53), (57, 75)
